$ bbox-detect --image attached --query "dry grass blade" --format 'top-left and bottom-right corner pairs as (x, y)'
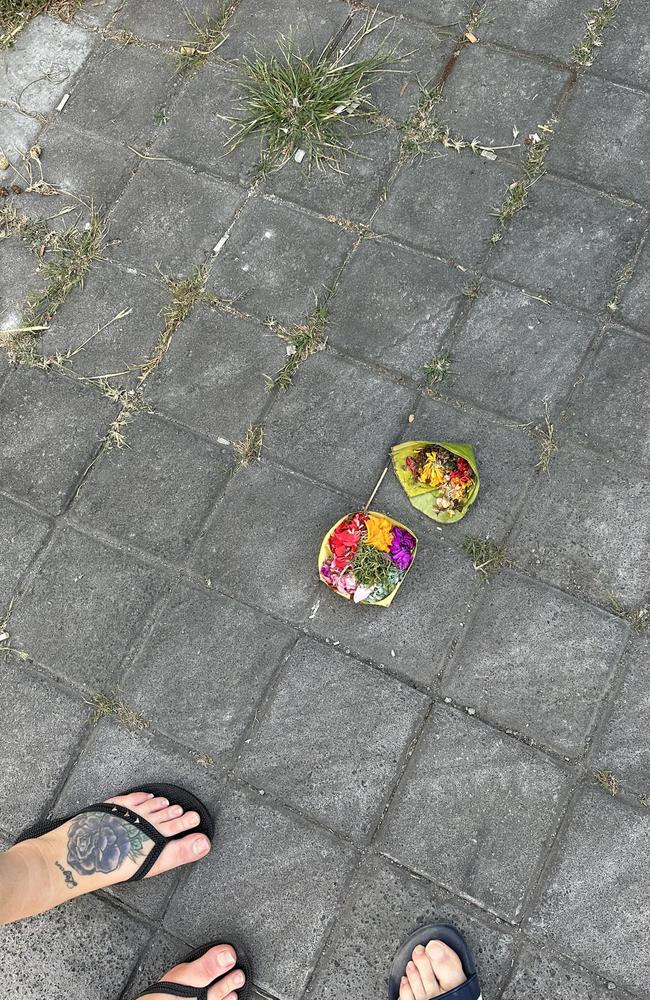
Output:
(607, 594), (649, 633)
(234, 423), (264, 466)
(594, 768), (619, 796)
(1, 0), (83, 48)
(462, 535), (508, 581)
(571, 0), (621, 68)
(533, 404), (558, 474)
(88, 690), (150, 730)
(139, 265), (212, 381)
(268, 304), (328, 389)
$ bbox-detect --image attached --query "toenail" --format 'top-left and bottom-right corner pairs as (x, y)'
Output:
(233, 971), (245, 987)
(426, 941), (445, 959)
(217, 948), (235, 968)
(192, 837), (210, 855)
(172, 805), (183, 816)
(413, 945), (426, 956)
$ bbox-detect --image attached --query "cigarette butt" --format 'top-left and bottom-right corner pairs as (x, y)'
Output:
(56, 93), (70, 111)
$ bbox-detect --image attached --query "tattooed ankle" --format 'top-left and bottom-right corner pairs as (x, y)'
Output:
(54, 860), (78, 888)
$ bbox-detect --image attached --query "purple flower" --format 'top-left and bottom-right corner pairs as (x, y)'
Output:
(389, 527), (416, 571)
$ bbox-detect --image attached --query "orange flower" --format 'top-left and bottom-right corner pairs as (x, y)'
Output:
(365, 514), (394, 552)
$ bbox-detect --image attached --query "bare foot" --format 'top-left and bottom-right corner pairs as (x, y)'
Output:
(399, 940), (467, 999)
(143, 944), (246, 1000)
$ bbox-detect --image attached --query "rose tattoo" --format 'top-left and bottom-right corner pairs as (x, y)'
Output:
(66, 812), (149, 876)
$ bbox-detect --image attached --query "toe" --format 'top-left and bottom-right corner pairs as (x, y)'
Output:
(105, 791), (154, 809)
(145, 832), (211, 878)
(424, 941), (466, 993)
(412, 945), (440, 997)
(157, 810), (201, 837)
(137, 796), (170, 815)
(406, 960), (428, 1000)
(163, 945), (237, 992)
(148, 803), (185, 825)
(399, 975), (415, 1000)
(209, 968), (245, 999)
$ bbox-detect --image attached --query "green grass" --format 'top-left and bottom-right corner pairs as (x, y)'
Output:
(268, 304), (328, 389)
(491, 127), (552, 242)
(572, 0), (621, 68)
(608, 595), (649, 633)
(462, 535), (508, 581)
(89, 690), (150, 730)
(0, 0), (82, 48)
(225, 12), (398, 173)
(422, 353), (451, 393)
(175, 4), (235, 75)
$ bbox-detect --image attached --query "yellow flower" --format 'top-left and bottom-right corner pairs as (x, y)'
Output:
(418, 453), (444, 488)
(365, 514), (393, 552)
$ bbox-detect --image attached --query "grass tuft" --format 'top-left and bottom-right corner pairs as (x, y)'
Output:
(422, 353), (451, 394)
(139, 265), (213, 381)
(462, 535), (508, 581)
(0, 0), (82, 49)
(532, 404), (558, 474)
(594, 768), (619, 796)
(608, 595), (649, 633)
(27, 211), (109, 323)
(234, 423), (264, 466)
(491, 129), (551, 242)
(88, 690), (150, 730)
(462, 275), (482, 299)
(571, 0), (620, 69)
(267, 304), (328, 389)
(175, 4), (236, 75)
(225, 12), (398, 173)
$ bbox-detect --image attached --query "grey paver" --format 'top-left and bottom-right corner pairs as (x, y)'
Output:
(43, 262), (167, 378)
(551, 76), (650, 205)
(193, 460), (357, 621)
(327, 238), (465, 379)
(593, 634), (650, 794)
(481, 1), (586, 61)
(10, 526), (167, 688)
(568, 326), (650, 465)
(121, 584), (293, 758)
(442, 571), (628, 757)
(529, 788), (650, 994)
(152, 60), (259, 188)
(449, 282), (597, 420)
(510, 443), (650, 606)
(377, 0), (467, 23)
(0, 369), (116, 514)
(502, 943), (626, 1000)
(113, 0), (223, 44)
(378, 706), (570, 919)
(237, 637), (429, 841)
(310, 537), (479, 689)
(208, 196), (354, 324)
(0, 238), (45, 328)
(374, 154), (513, 265)
(74, 414), (230, 560)
(307, 854), (515, 1000)
(266, 126), (401, 223)
(263, 351), (414, 492)
(109, 159), (245, 274)
(61, 42), (174, 144)
(619, 238), (650, 333)
(37, 123), (138, 207)
(0, 15), (94, 116)
(487, 175), (648, 311)
(218, 0), (345, 61)
(0, 109), (41, 169)
(596, 0), (650, 90)
(147, 305), (284, 441)
(0, 496), (49, 613)
(0, 658), (88, 836)
(0, 894), (150, 1000)
(440, 45), (570, 148)
(164, 785), (357, 1000)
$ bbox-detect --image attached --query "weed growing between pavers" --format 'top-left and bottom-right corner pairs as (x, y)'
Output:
(462, 535), (508, 581)
(594, 768), (619, 796)
(234, 423), (264, 466)
(175, 3), (237, 76)
(88, 690), (150, 731)
(607, 595), (649, 633)
(490, 125), (553, 243)
(462, 275), (482, 299)
(225, 12), (399, 174)
(571, 0), (621, 69)
(266, 304), (328, 389)
(422, 354), (451, 395)
(0, 0), (82, 49)
(531, 404), (558, 474)
(138, 265), (217, 381)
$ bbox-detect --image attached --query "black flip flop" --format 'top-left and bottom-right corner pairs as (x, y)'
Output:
(388, 924), (481, 1000)
(135, 939), (252, 1000)
(14, 782), (214, 883)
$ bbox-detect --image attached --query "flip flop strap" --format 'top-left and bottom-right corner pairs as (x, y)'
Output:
(136, 983), (208, 999)
(77, 802), (167, 882)
(440, 973), (482, 1000)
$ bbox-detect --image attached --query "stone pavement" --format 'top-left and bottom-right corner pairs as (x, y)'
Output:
(1, 1), (649, 998)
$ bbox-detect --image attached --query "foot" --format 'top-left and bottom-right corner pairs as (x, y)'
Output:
(2, 791), (211, 923)
(145, 944), (246, 1000)
(399, 941), (467, 1000)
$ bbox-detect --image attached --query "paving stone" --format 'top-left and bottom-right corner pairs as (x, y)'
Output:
(38, 123), (138, 206)
(449, 282), (597, 421)
(327, 238), (464, 378)
(307, 855), (515, 1000)
(0, 893), (150, 1000)
(0, 238), (45, 328)
(123, 930), (190, 1000)
(219, 0), (345, 60)
(0, 109), (41, 173)
(121, 584), (293, 758)
(442, 571), (628, 757)
(480, 1), (586, 60)
(263, 351), (414, 492)
(10, 526), (167, 688)
(113, 0), (224, 44)
(237, 638), (428, 840)
(0, 496), (49, 613)
(510, 443), (650, 606)
(0, 658), (88, 836)
(193, 460), (357, 621)
(147, 305), (284, 442)
(0, 16), (94, 116)
(502, 944), (626, 1000)
(593, 635), (650, 794)
(529, 788), (650, 993)
(487, 175), (648, 311)
(441, 45), (569, 148)
(74, 414), (230, 560)
(208, 196), (354, 324)
(568, 327), (650, 466)
(381, 396), (538, 542)
(0, 369), (116, 514)
(619, 239), (650, 333)
(152, 60), (259, 188)
(75, 0), (124, 27)
(109, 159), (245, 274)
(378, 706), (570, 919)
(596, 0), (650, 90)
(164, 784), (357, 1000)
(374, 154), (513, 265)
(266, 126), (401, 223)
(43, 262), (166, 379)
(61, 41), (174, 144)
(377, 0), (467, 23)
(310, 538), (479, 689)
(551, 76), (650, 205)
(56, 716), (225, 920)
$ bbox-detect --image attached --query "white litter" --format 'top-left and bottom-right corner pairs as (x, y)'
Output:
(217, 437), (230, 446)
(294, 148), (306, 163)
(56, 93), (70, 112)
(213, 232), (229, 255)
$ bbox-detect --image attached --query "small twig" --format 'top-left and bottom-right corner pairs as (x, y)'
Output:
(363, 465), (388, 511)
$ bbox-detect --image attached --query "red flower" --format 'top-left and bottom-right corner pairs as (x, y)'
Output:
(329, 512), (366, 567)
